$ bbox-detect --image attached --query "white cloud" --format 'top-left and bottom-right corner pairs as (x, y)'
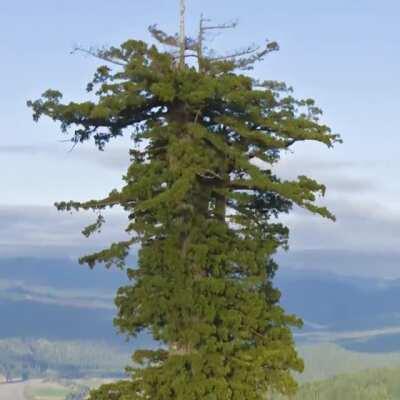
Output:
(0, 205), (130, 258)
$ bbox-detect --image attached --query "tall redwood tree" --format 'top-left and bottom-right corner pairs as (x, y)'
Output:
(28, 8), (339, 399)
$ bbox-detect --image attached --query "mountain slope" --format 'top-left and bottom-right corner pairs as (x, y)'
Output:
(3, 256), (400, 352)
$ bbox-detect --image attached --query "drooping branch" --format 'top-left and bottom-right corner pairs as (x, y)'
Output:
(79, 238), (137, 269)
(148, 25), (180, 48)
(201, 19), (238, 31)
(195, 15), (237, 71)
(209, 40), (279, 70)
(195, 15), (280, 70)
(28, 89), (163, 149)
(71, 46), (127, 66)
(210, 44), (263, 61)
(148, 25), (198, 53)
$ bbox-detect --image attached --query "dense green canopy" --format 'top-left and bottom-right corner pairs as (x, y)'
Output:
(29, 32), (339, 399)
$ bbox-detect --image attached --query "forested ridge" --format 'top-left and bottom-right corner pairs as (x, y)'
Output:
(0, 339), (129, 382)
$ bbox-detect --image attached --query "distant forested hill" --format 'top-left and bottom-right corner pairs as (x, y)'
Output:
(0, 298), (116, 341)
(0, 338), (130, 380)
(276, 266), (396, 331)
(276, 265), (400, 352)
(2, 256), (400, 351)
(0, 256), (147, 346)
(3, 256), (400, 383)
(0, 257), (130, 291)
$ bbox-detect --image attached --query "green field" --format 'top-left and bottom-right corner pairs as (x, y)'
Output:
(25, 383), (73, 400)
(275, 367), (400, 399)
(35, 388), (69, 395)
(298, 343), (400, 382)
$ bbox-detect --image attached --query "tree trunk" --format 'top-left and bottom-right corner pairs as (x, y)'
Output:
(197, 14), (204, 71)
(179, 0), (186, 69)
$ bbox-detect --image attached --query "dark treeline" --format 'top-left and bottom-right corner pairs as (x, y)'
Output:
(0, 339), (130, 381)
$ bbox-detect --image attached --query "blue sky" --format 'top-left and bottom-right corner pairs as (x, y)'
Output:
(1, 1), (400, 275)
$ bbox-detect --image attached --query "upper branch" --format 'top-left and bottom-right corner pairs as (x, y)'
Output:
(71, 46), (127, 66)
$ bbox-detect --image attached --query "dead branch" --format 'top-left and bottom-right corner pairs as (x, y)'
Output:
(71, 46), (126, 66)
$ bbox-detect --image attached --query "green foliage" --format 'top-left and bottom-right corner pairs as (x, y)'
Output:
(28, 23), (339, 399)
(88, 381), (135, 400)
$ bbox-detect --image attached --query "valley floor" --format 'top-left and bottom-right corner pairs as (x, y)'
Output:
(0, 381), (29, 400)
